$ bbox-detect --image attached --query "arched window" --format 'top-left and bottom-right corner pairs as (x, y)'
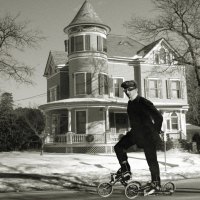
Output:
(171, 112), (178, 130)
(166, 112), (179, 131)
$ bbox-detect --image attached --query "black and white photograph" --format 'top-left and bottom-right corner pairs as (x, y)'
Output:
(0, 0), (200, 199)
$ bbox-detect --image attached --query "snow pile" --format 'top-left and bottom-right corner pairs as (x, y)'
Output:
(0, 149), (200, 192)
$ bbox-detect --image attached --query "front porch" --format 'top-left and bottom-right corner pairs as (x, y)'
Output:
(44, 131), (122, 153)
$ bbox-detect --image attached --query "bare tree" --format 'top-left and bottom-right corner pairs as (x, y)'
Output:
(186, 67), (200, 125)
(124, 0), (200, 86)
(18, 108), (46, 155)
(0, 13), (45, 84)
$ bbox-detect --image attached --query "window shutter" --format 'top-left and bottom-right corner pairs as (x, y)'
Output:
(64, 40), (68, 52)
(109, 78), (114, 97)
(109, 112), (115, 128)
(56, 85), (60, 100)
(158, 79), (163, 99)
(119, 78), (124, 98)
(47, 90), (50, 102)
(104, 75), (109, 94)
(103, 38), (107, 52)
(85, 35), (90, 50)
(70, 36), (74, 53)
(97, 36), (102, 51)
(99, 74), (103, 95)
(86, 73), (92, 94)
(166, 80), (171, 99)
(144, 79), (149, 98)
(180, 81), (184, 99)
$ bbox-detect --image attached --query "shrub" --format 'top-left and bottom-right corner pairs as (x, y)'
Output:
(157, 139), (174, 151)
(179, 139), (192, 151)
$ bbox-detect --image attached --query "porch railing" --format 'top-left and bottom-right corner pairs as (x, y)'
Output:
(45, 132), (121, 144)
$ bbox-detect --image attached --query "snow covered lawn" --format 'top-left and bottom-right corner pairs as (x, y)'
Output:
(0, 149), (200, 192)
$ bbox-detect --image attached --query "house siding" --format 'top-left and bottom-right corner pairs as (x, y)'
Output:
(69, 57), (108, 98)
(60, 72), (69, 99)
(140, 64), (187, 104)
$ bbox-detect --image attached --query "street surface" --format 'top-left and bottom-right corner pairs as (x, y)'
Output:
(0, 178), (200, 200)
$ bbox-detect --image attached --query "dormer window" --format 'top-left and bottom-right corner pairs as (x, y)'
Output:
(154, 48), (170, 65)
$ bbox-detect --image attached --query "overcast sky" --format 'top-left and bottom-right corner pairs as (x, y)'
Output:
(0, 0), (155, 108)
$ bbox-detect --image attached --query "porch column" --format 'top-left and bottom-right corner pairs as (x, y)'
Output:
(180, 110), (187, 140)
(105, 106), (110, 131)
(44, 111), (51, 143)
(68, 108), (72, 133)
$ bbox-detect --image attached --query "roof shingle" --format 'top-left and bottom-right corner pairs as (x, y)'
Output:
(107, 34), (144, 58)
(64, 0), (110, 32)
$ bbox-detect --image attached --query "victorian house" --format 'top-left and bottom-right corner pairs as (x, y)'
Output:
(39, 0), (189, 153)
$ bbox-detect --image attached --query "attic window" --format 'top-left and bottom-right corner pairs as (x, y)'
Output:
(154, 48), (170, 65)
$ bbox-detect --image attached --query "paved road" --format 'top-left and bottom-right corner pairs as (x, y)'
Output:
(0, 178), (200, 200)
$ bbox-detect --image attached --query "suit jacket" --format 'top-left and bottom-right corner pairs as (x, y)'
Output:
(127, 95), (163, 147)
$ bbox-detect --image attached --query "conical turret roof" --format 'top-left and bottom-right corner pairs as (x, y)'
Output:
(64, 0), (110, 33)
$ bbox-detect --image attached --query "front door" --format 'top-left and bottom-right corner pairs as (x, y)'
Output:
(115, 113), (128, 133)
(76, 110), (86, 134)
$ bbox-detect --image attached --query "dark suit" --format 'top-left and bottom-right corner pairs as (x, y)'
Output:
(114, 95), (163, 183)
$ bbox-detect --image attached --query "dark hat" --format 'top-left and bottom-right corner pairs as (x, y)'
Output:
(121, 80), (137, 89)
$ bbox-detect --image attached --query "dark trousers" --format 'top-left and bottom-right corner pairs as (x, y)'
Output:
(114, 131), (160, 184)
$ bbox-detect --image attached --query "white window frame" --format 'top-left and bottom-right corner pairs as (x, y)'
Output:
(74, 72), (91, 96)
(112, 77), (124, 98)
(145, 78), (162, 99)
(49, 86), (57, 102)
(167, 78), (182, 99)
(166, 112), (179, 132)
(69, 34), (91, 53)
(148, 78), (159, 98)
(171, 79), (181, 99)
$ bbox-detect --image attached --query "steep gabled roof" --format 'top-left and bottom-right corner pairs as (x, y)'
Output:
(136, 38), (182, 59)
(50, 51), (68, 66)
(43, 51), (68, 77)
(64, 0), (110, 33)
(137, 38), (162, 57)
(107, 34), (144, 58)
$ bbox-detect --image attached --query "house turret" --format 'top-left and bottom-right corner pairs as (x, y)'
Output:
(64, 0), (111, 98)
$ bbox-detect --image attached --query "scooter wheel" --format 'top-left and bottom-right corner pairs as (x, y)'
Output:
(162, 182), (176, 195)
(97, 182), (113, 197)
(125, 183), (139, 199)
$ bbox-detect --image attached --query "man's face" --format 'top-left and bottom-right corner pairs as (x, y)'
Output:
(124, 87), (138, 100)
